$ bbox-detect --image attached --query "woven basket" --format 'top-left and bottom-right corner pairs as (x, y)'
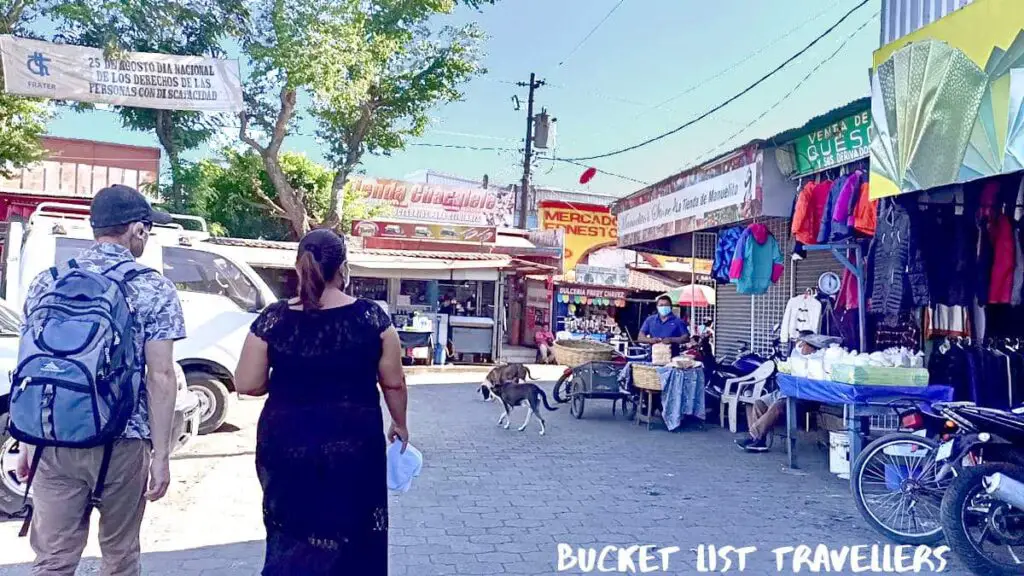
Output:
(552, 339), (614, 368)
(631, 364), (663, 391)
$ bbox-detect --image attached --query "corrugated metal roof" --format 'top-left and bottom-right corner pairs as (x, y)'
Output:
(627, 269), (681, 293)
(764, 97), (871, 145)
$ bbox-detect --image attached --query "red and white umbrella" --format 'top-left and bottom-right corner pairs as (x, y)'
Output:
(664, 284), (716, 308)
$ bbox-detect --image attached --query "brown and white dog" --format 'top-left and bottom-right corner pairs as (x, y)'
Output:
(478, 363), (537, 402)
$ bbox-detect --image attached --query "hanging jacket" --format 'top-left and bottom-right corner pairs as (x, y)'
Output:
(791, 180), (831, 245)
(853, 182), (877, 236)
(988, 214), (1016, 304)
(728, 223), (784, 294)
(712, 227), (744, 283)
(780, 293), (822, 342)
(870, 198), (929, 319)
(818, 175), (848, 243)
(830, 170), (864, 241)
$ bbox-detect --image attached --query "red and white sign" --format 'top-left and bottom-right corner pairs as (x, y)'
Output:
(351, 219), (496, 243)
(349, 177), (515, 227)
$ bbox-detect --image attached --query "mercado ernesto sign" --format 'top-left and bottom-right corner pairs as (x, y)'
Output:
(0, 36), (243, 113)
(349, 177), (515, 228)
(538, 200), (617, 273)
(613, 145), (762, 248)
(869, 0), (1024, 199)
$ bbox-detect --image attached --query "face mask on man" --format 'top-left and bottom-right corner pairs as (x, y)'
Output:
(657, 306), (671, 317)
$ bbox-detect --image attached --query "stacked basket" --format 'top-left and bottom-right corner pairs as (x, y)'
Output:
(552, 339), (615, 368)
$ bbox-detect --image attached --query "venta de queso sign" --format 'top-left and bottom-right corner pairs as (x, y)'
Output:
(792, 110), (871, 175)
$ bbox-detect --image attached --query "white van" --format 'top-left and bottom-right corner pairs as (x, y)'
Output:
(2, 203), (278, 436)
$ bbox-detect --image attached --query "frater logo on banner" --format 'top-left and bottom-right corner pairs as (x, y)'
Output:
(0, 35), (244, 113)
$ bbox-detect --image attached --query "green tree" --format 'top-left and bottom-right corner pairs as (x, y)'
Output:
(177, 149), (387, 241)
(53, 0), (247, 210)
(239, 0), (492, 238)
(0, 1), (51, 177)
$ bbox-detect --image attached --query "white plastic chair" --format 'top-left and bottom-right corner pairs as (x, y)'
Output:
(719, 360), (777, 433)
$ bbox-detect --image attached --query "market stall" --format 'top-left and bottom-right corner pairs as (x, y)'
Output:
(552, 283), (628, 343)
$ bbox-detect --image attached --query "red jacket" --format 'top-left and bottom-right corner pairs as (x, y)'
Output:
(792, 180), (832, 245)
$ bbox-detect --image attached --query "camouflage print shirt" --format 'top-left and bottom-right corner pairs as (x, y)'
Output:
(21, 242), (187, 440)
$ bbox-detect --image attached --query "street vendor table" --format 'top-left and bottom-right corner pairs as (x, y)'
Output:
(627, 364), (704, 431)
(397, 330), (433, 364)
(776, 374), (954, 482)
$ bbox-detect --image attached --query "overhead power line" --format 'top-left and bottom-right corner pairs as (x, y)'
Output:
(562, 0), (872, 162)
(688, 12), (877, 169)
(552, 0), (629, 70)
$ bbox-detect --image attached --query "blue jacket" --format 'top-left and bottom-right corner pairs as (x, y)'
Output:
(729, 223), (784, 294)
(712, 226), (744, 283)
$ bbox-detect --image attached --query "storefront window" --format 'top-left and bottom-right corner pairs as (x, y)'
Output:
(400, 280), (431, 307)
(438, 280), (494, 317)
(351, 277), (387, 301)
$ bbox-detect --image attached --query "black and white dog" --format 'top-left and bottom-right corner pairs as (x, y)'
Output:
(489, 379), (558, 436)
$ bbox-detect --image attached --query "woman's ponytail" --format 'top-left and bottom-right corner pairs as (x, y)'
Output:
(296, 250), (326, 310)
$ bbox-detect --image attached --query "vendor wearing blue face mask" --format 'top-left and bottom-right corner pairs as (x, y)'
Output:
(638, 295), (689, 355)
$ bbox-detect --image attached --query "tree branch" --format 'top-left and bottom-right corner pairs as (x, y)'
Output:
(250, 175), (286, 216)
(266, 87), (296, 156)
(323, 100), (375, 227)
(1, 0), (28, 33)
(238, 111), (266, 155)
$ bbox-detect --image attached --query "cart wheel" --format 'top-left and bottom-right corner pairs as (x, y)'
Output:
(553, 373), (573, 404)
(620, 396), (638, 420)
(571, 394), (585, 419)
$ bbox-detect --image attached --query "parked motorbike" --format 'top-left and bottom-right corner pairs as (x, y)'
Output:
(934, 404), (1024, 575)
(850, 400), (960, 544)
(705, 334), (786, 401)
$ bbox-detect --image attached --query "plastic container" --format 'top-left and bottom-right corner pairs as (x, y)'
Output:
(829, 431), (850, 478)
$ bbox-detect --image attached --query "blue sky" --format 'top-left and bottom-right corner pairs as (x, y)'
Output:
(43, 0), (882, 197)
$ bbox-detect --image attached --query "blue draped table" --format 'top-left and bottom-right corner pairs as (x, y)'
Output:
(776, 374), (954, 482)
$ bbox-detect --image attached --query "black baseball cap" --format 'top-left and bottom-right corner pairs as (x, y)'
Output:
(90, 185), (173, 228)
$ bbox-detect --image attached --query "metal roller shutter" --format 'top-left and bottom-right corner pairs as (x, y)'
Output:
(715, 281), (751, 363)
(750, 218), (792, 356)
(793, 249), (845, 296)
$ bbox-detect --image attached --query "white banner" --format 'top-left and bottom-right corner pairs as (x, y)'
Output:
(0, 35), (243, 113)
(617, 163), (755, 238)
(575, 264), (628, 288)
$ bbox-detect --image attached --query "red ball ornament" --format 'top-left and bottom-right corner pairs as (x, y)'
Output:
(579, 166), (597, 184)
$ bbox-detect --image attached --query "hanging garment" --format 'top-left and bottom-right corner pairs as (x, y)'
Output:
(988, 214), (1016, 304)
(947, 214), (980, 306)
(792, 180), (832, 245)
(853, 182), (877, 237)
(873, 312), (921, 352)
(818, 175), (848, 243)
(712, 226), (744, 283)
(1013, 222), (1024, 306)
(780, 294), (823, 342)
(929, 344), (974, 402)
(923, 305), (971, 339)
(830, 170), (864, 242)
(980, 348), (1012, 410)
(728, 223), (784, 295)
(870, 199), (929, 318)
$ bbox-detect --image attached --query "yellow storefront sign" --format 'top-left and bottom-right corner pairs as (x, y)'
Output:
(539, 200), (617, 273)
(869, 0), (1024, 199)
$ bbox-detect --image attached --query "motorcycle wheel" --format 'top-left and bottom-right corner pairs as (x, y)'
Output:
(619, 395), (638, 421)
(941, 462), (1024, 576)
(553, 373), (573, 404)
(851, 433), (948, 545)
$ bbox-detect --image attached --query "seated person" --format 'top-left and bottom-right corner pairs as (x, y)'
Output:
(535, 321), (556, 364)
(735, 331), (835, 452)
(638, 295), (689, 356)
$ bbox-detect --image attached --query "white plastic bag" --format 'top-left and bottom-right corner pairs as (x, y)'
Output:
(386, 440), (423, 493)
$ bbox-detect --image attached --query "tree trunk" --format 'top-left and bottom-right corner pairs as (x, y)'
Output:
(154, 110), (183, 210)
(239, 87), (310, 239)
(322, 104), (373, 229)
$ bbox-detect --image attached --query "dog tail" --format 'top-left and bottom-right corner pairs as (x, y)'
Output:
(525, 366), (538, 380)
(538, 388), (558, 411)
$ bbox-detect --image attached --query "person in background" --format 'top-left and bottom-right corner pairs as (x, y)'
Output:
(16, 185), (185, 575)
(698, 319), (715, 343)
(735, 331), (831, 452)
(439, 292), (458, 315)
(463, 295), (477, 316)
(235, 229), (408, 574)
(638, 295), (689, 356)
(535, 320), (556, 364)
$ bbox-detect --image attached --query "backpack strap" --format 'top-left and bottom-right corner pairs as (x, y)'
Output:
(81, 443), (114, 524)
(102, 260), (156, 285)
(17, 446), (45, 538)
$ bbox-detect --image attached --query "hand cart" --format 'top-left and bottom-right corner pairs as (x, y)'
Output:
(554, 360), (638, 420)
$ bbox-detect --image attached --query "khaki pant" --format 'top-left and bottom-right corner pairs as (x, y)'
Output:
(746, 398), (786, 440)
(29, 439), (150, 576)
(537, 343), (556, 364)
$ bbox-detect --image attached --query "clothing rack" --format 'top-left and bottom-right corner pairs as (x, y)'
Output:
(800, 242), (866, 351)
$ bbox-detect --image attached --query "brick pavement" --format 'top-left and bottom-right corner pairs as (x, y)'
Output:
(0, 381), (970, 575)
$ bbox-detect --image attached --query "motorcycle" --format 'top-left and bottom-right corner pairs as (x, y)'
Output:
(934, 404), (1024, 575)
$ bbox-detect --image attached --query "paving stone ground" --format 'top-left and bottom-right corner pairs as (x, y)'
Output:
(0, 378), (970, 575)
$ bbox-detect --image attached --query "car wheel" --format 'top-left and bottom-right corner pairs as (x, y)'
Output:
(186, 373), (230, 435)
(0, 414), (30, 516)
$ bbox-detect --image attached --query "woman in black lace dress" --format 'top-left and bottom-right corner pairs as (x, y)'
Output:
(235, 229), (408, 575)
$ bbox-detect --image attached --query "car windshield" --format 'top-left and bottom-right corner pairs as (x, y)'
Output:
(0, 300), (22, 336)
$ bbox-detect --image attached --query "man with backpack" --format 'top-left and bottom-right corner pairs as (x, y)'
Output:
(10, 184), (186, 575)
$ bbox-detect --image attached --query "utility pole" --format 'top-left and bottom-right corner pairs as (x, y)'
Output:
(517, 72), (544, 229)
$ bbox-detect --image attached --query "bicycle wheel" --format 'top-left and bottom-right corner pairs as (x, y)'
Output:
(851, 432), (948, 545)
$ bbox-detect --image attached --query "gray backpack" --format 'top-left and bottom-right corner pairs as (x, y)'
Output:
(9, 259), (153, 531)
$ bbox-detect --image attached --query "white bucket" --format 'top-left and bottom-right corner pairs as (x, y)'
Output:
(829, 431), (850, 478)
